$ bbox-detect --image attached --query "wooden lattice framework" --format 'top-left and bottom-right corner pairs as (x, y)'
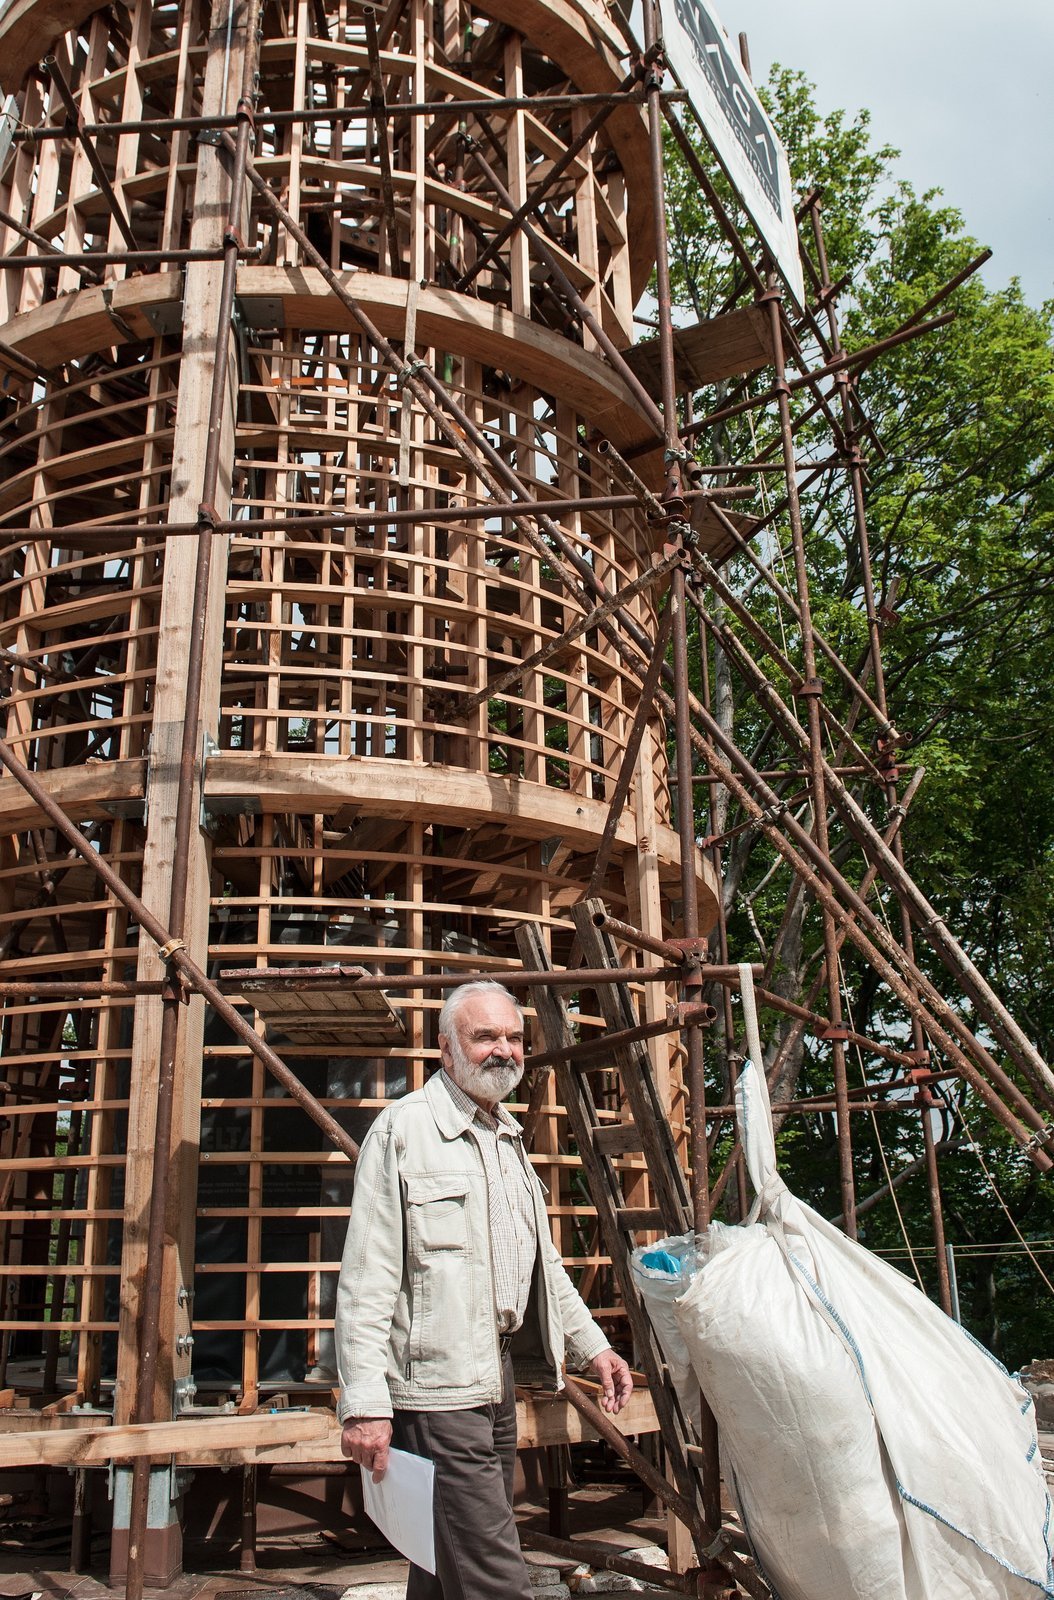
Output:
(0, 0), (731, 1426)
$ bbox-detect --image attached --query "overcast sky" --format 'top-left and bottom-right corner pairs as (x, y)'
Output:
(715, 0), (1053, 308)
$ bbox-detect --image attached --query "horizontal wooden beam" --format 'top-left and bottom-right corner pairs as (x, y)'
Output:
(0, 270), (646, 449)
(0, 1410), (336, 1464)
(0, 1384), (657, 1465)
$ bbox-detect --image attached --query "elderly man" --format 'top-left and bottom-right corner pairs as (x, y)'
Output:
(336, 979), (633, 1600)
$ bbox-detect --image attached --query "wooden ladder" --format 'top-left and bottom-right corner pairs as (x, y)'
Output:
(516, 898), (725, 1576)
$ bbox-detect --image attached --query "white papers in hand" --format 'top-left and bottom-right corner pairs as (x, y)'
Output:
(361, 1446), (436, 1574)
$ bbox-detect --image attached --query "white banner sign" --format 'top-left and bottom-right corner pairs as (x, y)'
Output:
(660, 0), (805, 307)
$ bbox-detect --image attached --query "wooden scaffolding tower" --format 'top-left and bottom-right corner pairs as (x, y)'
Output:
(0, 0), (1050, 1593)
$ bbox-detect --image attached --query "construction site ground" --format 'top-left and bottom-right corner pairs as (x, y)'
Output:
(0, 1554), (672, 1600)
(0, 1477), (682, 1598)
(2, 1434), (1053, 1599)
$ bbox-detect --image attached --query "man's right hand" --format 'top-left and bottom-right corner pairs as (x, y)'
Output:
(341, 1417), (393, 1482)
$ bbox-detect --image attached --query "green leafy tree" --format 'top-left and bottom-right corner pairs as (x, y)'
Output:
(666, 68), (1054, 1365)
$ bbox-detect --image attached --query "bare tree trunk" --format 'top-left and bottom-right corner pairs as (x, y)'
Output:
(766, 890), (812, 1121)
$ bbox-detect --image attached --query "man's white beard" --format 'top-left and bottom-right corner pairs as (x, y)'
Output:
(447, 1034), (524, 1105)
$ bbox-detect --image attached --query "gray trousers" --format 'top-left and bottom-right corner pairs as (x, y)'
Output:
(390, 1351), (533, 1600)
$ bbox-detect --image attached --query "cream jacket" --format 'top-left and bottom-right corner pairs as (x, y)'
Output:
(335, 1072), (609, 1418)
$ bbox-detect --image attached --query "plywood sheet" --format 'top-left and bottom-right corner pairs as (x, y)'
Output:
(625, 305), (773, 398)
(222, 964), (406, 1047)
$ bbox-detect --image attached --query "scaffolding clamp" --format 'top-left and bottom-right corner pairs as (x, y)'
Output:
(873, 723), (902, 780)
(759, 799), (789, 825)
(661, 518), (696, 560)
(638, 57), (666, 93)
(396, 355), (426, 389)
(671, 999), (718, 1027)
(157, 937), (187, 962)
(1026, 1121), (1054, 1153)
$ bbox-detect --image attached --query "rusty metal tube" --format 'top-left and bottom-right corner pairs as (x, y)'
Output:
(641, 0), (726, 1556)
(672, 562), (711, 1222)
(677, 573), (1051, 1133)
(708, 775), (914, 1212)
(591, 912), (689, 965)
(685, 551), (883, 778)
(681, 312), (956, 438)
(697, 466), (1054, 1107)
(688, 526), (890, 751)
(527, 1000), (716, 1072)
(593, 435), (666, 518)
(667, 694), (1052, 1163)
(753, 986), (921, 1069)
(0, 485), (742, 545)
(15, 89), (677, 143)
(561, 1378), (770, 1600)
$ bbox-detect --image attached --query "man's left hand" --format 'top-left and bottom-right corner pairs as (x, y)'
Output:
(588, 1348), (633, 1414)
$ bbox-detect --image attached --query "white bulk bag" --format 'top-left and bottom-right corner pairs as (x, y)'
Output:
(669, 964), (1053, 1600)
(629, 1232), (703, 1436)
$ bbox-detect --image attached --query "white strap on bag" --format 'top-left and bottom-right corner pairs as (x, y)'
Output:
(738, 959), (764, 1069)
(736, 961), (782, 1209)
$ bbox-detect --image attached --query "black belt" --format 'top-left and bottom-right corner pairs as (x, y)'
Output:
(499, 1333), (514, 1356)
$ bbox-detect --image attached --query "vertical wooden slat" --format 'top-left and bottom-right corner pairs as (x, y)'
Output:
(409, 0), (427, 282)
(283, 0), (309, 265)
(106, 0), (151, 270)
(503, 35), (531, 318)
(113, 0), (248, 1427)
(572, 104), (601, 353)
(0, 76), (44, 323)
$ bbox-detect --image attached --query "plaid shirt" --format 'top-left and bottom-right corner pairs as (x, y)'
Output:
(438, 1071), (537, 1334)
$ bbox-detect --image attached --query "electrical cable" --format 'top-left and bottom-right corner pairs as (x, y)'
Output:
(838, 949), (926, 1290)
(877, 1241), (1054, 1259)
(949, 1094), (1054, 1299)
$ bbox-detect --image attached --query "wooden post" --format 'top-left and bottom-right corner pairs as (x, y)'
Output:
(110, 0), (248, 1584)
